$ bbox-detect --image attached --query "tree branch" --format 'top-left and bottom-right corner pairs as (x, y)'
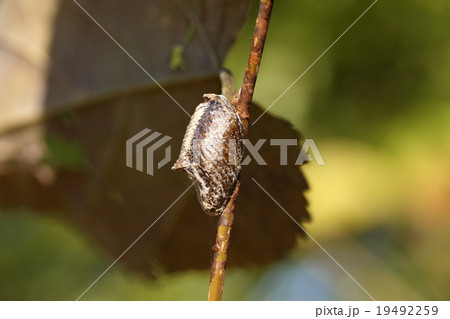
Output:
(207, 0), (274, 301)
(237, 0), (274, 134)
(207, 180), (240, 301)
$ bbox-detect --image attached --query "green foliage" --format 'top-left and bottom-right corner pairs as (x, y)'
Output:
(0, 210), (258, 300)
(169, 23), (195, 70)
(44, 133), (89, 171)
(226, 0), (450, 143)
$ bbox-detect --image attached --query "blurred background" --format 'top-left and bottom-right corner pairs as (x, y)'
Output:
(1, 0), (449, 300)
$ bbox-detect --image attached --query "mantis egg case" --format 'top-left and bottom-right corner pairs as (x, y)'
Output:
(172, 94), (244, 216)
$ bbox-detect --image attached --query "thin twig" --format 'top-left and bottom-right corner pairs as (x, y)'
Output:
(207, 0), (274, 301)
(237, 0), (274, 134)
(219, 69), (235, 101)
(207, 181), (240, 301)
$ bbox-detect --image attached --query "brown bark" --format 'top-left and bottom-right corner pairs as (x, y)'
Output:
(207, 181), (240, 301)
(237, 0), (274, 134)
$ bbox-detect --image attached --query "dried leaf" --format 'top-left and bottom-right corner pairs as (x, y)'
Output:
(0, 0), (309, 275)
(1, 74), (309, 274)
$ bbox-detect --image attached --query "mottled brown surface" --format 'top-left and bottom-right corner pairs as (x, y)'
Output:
(173, 94), (244, 216)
